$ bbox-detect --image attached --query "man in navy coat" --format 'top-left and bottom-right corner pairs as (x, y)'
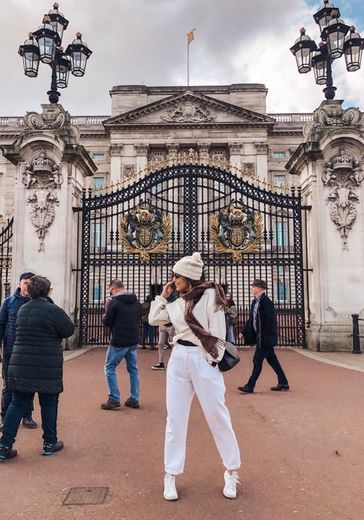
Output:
(238, 279), (289, 393)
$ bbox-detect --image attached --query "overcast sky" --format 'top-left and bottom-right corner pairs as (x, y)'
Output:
(1, 0), (364, 116)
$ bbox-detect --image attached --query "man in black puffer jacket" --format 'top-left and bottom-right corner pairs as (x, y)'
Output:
(0, 272), (38, 430)
(0, 276), (74, 461)
(101, 279), (141, 410)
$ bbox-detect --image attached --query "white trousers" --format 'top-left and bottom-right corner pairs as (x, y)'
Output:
(164, 344), (241, 475)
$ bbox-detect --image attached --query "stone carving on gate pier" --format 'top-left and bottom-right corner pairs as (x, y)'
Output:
(23, 151), (63, 252)
(122, 163), (136, 180)
(24, 104), (69, 131)
(23, 104), (80, 145)
(210, 200), (262, 263)
(322, 147), (364, 249)
(119, 200), (171, 262)
(303, 101), (364, 141)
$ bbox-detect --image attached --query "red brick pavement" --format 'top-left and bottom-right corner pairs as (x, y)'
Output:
(0, 347), (363, 520)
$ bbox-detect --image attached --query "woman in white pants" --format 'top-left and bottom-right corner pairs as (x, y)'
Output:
(149, 252), (241, 501)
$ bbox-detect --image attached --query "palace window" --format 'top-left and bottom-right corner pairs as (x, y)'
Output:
(93, 176), (105, 190)
(92, 222), (105, 249)
(273, 222), (288, 247)
(93, 153), (105, 161)
(272, 151), (286, 159)
(149, 148), (166, 162)
(276, 280), (287, 301)
(92, 283), (104, 302)
(273, 175), (286, 186)
(211, 148), (228, 160)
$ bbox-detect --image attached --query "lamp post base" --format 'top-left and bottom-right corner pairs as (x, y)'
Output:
(47, 89), (61, 104)
(323, 85), (337, 100)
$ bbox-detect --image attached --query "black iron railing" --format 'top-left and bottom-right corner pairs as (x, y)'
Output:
(0, 218), (13, 305)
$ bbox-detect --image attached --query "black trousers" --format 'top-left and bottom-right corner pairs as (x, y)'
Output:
(247, 346), (288, 390)
(1, 354), (33, 420)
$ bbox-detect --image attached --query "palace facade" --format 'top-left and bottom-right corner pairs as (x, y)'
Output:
(1, 84), (363, 351)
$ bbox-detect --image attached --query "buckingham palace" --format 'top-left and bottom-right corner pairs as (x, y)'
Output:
(0, 82), (363, 351)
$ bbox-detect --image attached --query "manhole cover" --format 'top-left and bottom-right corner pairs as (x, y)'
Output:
(63, 487), (109, 506)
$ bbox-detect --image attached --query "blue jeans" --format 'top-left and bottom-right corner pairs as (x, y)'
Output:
(104, 346), (139, 403)
(1, 392), (59, 448)
(1, 355), (33, 420)
(141, 323), (155, 346)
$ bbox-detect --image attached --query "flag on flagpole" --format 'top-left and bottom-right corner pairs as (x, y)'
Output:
(187, 29), (196, 44)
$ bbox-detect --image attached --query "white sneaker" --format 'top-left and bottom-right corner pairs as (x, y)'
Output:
(223, 470), (240, 499)
(164, 473), (178, 500)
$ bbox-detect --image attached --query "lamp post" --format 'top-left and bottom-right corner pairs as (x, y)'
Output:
(18, 3), (92, 104)
(290, 0), (364, 100)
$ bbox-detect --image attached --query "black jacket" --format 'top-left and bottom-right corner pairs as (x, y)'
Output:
(0, 289), (30, 356)
(243, 293), (278, 348)
(8, 298), (75, 394)
(103, 292), (141, 348)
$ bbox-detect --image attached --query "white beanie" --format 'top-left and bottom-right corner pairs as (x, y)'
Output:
(173, 252), (204, 281)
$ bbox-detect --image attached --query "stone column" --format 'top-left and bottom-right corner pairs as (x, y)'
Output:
(287, 100), (364, 351)
(228, 142), (242, 169)
(109, 143), (123, 185)
(1, 104), (96, 347)
(135, 143), (148, 173)
(166, 143), (179, 165)
(198, 142), (210, 164)
(254, 142), (269, 181)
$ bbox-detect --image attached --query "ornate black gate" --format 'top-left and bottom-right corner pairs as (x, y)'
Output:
(77, 163), (306, 347)
(0, 217), (13, 305)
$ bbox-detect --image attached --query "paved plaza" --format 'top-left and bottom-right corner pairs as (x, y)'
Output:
(0, 347), (363, 520)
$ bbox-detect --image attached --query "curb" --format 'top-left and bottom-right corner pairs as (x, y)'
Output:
(63, 347), (91, 362)
(292, 347), (364, 373)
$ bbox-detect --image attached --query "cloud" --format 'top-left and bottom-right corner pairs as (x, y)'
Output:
(1, 0), (363, 116)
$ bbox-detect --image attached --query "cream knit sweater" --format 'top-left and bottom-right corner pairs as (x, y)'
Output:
(149, 288), (226, 362)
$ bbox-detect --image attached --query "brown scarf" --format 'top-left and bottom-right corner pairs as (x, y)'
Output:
(182, 282), (226, 359)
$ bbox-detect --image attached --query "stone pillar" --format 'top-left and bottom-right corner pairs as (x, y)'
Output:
(287, 100), (364, 351)
(228, 142), (242, 169)
(109, 143), (123, 185)
(254, 142), (269, 181)
(135, 143), (148, 173)
(1, 104), (96, 347)
(198, 142), (210, 163)
(166, 143), (179, 165)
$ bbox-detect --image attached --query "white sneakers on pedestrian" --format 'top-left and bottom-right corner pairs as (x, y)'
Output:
(164, 473), (178, 500)
(163, 471), (239, 501)
(223, 470), (240, 499)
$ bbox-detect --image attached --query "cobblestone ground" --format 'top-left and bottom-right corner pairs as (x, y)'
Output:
(0, 348), (363, 520)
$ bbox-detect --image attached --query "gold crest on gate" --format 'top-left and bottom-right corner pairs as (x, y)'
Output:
(210, 202), (262, 263)
(120, 202), (171, 262)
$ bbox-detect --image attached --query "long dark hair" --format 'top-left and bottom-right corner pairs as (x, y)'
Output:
(184, 270), (206, 288)
(225, 292), (235, 307)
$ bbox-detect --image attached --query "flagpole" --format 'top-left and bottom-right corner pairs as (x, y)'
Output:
(186, 29), (195, 87)
(187, 39), (190, 86)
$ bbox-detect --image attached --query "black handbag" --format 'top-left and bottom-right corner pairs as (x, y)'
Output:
(218, 341), (240, 372)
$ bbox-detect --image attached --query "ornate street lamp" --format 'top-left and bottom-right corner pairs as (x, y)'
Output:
(18, 3), (92, 104)
(18, 34), (40, 77)
(66, 33), (92, 77)
(290, 0), (364, 100)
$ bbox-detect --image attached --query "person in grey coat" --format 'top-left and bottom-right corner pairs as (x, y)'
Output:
(0, 276), (74, 461)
